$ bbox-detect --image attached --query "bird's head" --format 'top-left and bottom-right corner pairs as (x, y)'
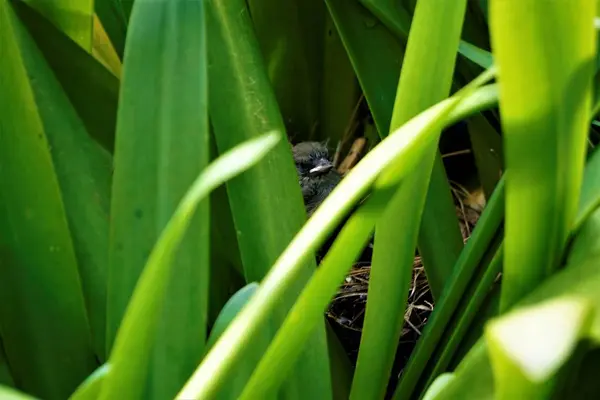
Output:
(291, 141), (341, 216)
(292, 141), (334, 178)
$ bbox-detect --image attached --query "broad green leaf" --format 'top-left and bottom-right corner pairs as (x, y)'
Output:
(94, 0), (127, 59)
(326, 0), (404, 135)
(576, 146), (600, 229)
(205, 0), (332, 396)
(458, 40), (494, 70)
(0, 3), (97, 399)
(0, 339), (14, 387)
(11, 0), (113, 361)
(466, 114), (503, 199)
(70, 364), (110, 400)
(22, 0), (93, 50)
(359, 0), (494, 71)
(204, 283), (271, 400)
(352, 0), (468, 396)
(247, 0), (324, 139)
(91, 14), (121, 78)
(358, 0), (411, 39)
(317, 12), (359, 143)
(177, 67), (496, 400)
(421, 373), (455, 400)
(101, 132), (280, 400)
(485, 297), (593, 399)
(12, 0), (119, 153)
(105, 0), (209, 398)
(326, 323), (354, 400)
(207, 127), (246, 324)
(206, 283), (259, 350)
(490, 0), (596, 310)
(0, 386), (37, 400)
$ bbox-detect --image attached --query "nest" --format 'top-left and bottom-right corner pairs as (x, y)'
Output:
(325, 136), (484, 366)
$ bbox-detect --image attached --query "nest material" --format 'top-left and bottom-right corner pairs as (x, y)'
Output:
(325, 136), (484, 363)
(327, 195), (481, 336)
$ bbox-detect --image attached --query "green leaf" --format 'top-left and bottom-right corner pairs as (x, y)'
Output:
(69, 364), (110, 400)
(205, 0), (332, 396)
(105, 0), (209, 398)
(486, 297), (593, 399)
(247, 0), (324, 138)
(0, 386), (38, 400)
(101, 132), (280, 400)
(458, 40), (494, 70)
(206, 283), (259, 350)
(0, 339), (14, 387)
(326, 0), (404, 135)
(576, 146), (600, 230)
(490, 0), (596, 310)
(0, 3), (98, 398)
(359, 0), (494, 71)
(12, 0), (120, 153)
(94, 0), (127, 59)
(325, 324), (354, 400)
(204, 283), (271, 400)
(11, 0), (113, 361)
(317, 12), (359, 143)
(22, 0), (93, 50)
(466, 114), (503, 199)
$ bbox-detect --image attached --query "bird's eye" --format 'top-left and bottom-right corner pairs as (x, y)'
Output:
(309, 150), (328, 160)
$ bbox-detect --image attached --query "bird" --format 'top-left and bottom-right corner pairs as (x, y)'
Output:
(292, 141), (342, 217)
(292, 141), (373, 262)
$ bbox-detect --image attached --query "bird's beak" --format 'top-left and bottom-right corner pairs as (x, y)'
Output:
(309, 159), (333, 176)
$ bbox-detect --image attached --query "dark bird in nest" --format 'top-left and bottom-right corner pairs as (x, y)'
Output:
(292, 141), (342, 217)
(292, 141), (373, 262)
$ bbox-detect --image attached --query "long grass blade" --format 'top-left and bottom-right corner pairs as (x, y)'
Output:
(105, 0), (209, 398)
(247, 0), (324, 139)
(0, 386), (37, 400)
(91, 14), (122, 78)
(393, 176), (505, 400)
(69, 364), (110, 400)
(11, 1), (113, 362)
(317, 12), (359, 143)
(94, 0), (127, 59)
(12, 0), (119, 153)
(101, 133), (280, 400)
(490, 0), (596, 310)
(576, 146), (600, 229)
(206, 0), (332, 396)
(0, 339), (14, 387)
(351, 1), (468, 396)
(22, 0), (93, 50)
(205, 283), (271, 400)
(326, 0), (404, 135)
(0, 3), (97, 398)
(424, 244), (503, 387)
